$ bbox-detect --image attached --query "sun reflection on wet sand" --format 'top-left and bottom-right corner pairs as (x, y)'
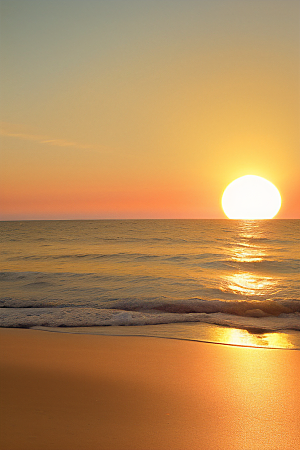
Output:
(43, 322), (300, 349)
(209, 326), (295, 349)
(218, 339), (300, 449)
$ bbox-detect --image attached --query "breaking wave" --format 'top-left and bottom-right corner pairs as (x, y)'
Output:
(1, 297), (300, 333)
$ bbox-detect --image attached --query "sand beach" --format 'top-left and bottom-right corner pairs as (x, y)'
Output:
(0, 328), (299, 450)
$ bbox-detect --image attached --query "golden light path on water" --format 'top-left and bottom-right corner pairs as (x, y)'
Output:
(223, 272), (276, 297)
(221, 220), (279, 298)
(211, 219), (296, 348)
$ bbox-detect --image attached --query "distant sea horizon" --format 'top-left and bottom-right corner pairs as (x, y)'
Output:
(1, 218), (299, 221)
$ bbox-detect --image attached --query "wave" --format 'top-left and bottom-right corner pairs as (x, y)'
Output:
(2, 296), (300, 313)
(105, 298), (300, 316)
(0, 307), (299, 333)
(199, 259), (300, 273)
(1, 298), (300, 333)
(4, 253), (300, 273)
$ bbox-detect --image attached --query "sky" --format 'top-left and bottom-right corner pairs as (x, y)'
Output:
(0, 0), (299, 220)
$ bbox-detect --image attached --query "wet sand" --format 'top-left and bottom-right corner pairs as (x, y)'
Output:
(0, 328), (299, 450)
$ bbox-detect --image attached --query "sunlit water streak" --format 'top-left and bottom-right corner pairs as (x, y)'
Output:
(0, 219), (299, 348)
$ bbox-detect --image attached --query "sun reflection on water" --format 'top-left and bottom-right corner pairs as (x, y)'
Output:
(230, 244), (264, 262)
(229, 221), (267, 263)
(222, 220), (279, 298)
(223, 272), (277, 297)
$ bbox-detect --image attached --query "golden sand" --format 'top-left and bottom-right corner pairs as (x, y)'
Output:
(0, 328), (299, 450)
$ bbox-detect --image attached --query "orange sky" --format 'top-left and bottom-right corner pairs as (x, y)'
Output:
(0, 0), (299, 219)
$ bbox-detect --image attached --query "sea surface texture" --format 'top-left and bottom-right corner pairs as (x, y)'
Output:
(1, 220), (299, 348)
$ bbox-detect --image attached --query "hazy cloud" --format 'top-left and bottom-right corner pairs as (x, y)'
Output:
(0, 122), (101, 151)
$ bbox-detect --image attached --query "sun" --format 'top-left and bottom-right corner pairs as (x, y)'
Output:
(222, 175), (281, 219)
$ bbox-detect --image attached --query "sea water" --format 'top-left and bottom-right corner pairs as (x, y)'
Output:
(1, 220), (299, 348)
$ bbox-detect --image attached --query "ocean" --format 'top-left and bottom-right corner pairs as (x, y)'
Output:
(1, 219), (299, 349)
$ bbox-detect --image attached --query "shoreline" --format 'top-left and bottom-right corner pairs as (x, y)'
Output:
(20, 322), (300, 350)
(31, 325), (300, 350)
(1, 328), (300, 450)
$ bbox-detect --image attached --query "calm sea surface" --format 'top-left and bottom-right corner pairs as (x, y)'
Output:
(1, 220), (299, 348)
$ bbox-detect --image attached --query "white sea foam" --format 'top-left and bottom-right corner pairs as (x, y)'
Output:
(1, 306), (300, 332)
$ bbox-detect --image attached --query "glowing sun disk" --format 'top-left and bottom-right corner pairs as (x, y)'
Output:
(222, 175), (281, 219)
